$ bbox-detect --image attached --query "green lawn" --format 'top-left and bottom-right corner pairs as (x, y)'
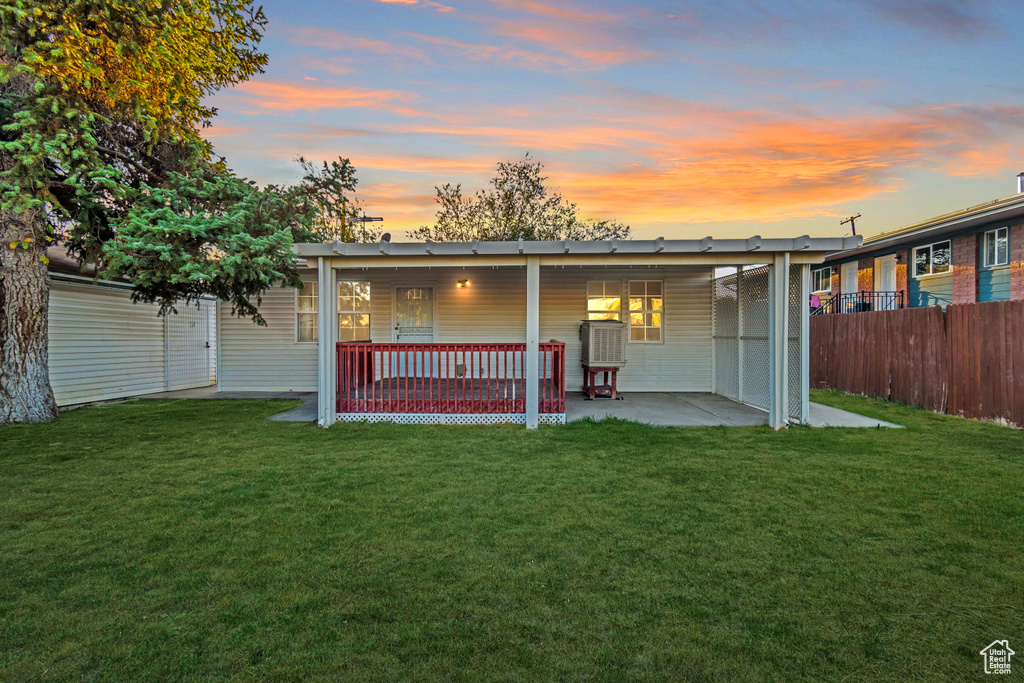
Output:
(1, 392), (1021, 681)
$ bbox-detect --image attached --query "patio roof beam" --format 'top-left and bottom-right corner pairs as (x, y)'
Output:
(318, 253), (833, 270)
(300, 236), (860, 259)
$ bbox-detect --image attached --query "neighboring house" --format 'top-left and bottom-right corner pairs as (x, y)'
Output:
(813, 190), (1024, 312)
(218, 236), (857, 429)
(47, 247), (217, 407)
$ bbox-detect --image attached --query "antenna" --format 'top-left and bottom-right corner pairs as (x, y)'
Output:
(840, 213), (861, 236)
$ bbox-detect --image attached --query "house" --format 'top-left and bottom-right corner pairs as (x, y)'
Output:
(218, 236), (858, 429)
(813, 189), (1024, 313)
(46, 247), (217, 407)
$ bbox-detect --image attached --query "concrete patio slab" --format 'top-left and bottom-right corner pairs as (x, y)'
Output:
(566, 392), (902, 429)
(135, 387), (900, 429)
(566, 392), (768, 427)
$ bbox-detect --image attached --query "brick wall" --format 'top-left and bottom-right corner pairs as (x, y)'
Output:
(830, 268), (840, 296)
(1012, 222), (1024, 300)
(952, 233), (978, 304)
(858, 258), (874, 292)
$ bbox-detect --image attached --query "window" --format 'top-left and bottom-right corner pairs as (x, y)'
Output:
(913, 241), (951, 277)
(842, 262), (858, 295)
(983, 227), (1009, 267)
(586, 281), (621, 320)
(628, 280), (663, 342)
(338, 281), (371, 341)
(296, 281), (318, 342)
(811, 267), (832, 293)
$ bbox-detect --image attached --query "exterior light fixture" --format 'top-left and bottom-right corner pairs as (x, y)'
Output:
(457, 279), (470, 288)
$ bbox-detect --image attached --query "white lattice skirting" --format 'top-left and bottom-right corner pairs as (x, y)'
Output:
(335, 412), (566, 425)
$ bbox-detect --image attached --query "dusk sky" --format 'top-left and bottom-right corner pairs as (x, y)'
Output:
(206, 0), (1024, 240)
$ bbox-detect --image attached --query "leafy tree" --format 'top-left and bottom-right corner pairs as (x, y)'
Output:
(295, 156), (380, 243)
(412, 155), (630, 242)
(0, 2), (363, 424)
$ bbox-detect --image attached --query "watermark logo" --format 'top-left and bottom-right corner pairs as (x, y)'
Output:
(980, 640), (1014, 675)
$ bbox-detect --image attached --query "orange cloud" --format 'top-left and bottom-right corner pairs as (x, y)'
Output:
(232, 81), (423, 117)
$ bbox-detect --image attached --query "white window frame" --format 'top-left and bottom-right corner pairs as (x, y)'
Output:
(585, 280), (623, 321)
(627, 280), (664, 344)
(912, 240), (951, 278)
(338, 280), (372, 342)
(983, 227), (1009, 268)
(295, 281), (319, 343)
(811, 267), (832, 294)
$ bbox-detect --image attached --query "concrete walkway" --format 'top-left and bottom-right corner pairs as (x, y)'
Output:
(566, 392), (901, 428)
(137, 387), (899, 428)
(808, 402), (901, 428)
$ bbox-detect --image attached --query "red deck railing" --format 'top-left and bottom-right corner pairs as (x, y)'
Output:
(337, 342), (565, 414)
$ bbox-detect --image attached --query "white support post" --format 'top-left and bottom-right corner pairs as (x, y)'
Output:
(767, 253), (790, 430)
(525, 257), (540, 429)
(736, 265), (744, 403)
(800, 264), (810, 424)
(317, 257), (337, 427)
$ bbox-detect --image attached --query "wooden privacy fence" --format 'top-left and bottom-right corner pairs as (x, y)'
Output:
(810, 300), (1024, 427)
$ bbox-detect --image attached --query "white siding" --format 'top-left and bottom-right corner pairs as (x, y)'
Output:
(48, 282), (166, 406)
(220, 265), (713, 394)
(217, 280), (318, 391)
(336, 265), (713, 392)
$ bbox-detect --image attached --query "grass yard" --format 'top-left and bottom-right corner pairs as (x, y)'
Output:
(1, 391), (1022, 681)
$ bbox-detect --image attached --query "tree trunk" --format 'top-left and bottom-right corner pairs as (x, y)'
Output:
(0, 208), (58, 424)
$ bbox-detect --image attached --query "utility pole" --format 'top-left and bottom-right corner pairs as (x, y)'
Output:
(841, 213), (861, 236)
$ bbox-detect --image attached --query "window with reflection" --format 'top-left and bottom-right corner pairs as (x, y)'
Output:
(629, 280), (663, 342)
(984, 228), (1009, 268)
(586, 281), (621, 321)
(338, 281), (371, 341)
(811, 267), (832, 293)
(913, 241), (950, 277)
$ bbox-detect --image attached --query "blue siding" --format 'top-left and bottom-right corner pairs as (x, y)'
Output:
(909, 273), (952, 308)
(979, 265), (1011, 302)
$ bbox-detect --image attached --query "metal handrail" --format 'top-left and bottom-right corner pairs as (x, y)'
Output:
(810, 291), (904, 314)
